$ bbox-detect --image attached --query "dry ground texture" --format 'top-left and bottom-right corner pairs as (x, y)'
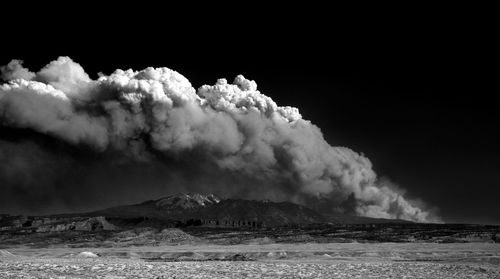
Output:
(1, 243), (499, 278)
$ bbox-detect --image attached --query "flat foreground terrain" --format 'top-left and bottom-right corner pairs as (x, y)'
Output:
(1, 243), (499, 278)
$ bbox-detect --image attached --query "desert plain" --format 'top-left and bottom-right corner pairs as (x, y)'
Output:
(1, 242), (499, 278)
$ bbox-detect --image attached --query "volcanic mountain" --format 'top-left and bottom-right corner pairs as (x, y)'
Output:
(89, 193), (411, 227)
(90, 193), (326, 227)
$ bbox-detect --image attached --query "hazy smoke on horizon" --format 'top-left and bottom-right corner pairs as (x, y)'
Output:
(0, 57), (439, 222)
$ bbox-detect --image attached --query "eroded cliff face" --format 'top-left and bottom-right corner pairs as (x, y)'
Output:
(0, 215), (117, 232)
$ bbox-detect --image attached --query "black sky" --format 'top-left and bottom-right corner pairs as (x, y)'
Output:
(0, 6), (497, 224)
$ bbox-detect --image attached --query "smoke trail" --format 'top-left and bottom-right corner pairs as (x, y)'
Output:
(0, 57), (438, 222)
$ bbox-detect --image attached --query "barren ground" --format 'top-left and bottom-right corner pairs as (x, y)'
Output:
(1, 243), (499, 278)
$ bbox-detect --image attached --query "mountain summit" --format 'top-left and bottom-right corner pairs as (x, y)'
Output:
(154, 193), (221, 210)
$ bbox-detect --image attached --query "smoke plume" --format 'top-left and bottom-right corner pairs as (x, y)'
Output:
(0, 57), (439, 222)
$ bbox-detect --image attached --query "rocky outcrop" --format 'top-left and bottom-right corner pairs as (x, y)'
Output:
(0, 215), (118, 232)
(201, 219), (264, 228)
(35, 216), (118, 232)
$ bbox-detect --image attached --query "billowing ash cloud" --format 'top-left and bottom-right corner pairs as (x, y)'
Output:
(0, 60), (35, 81)
(0, 57), (439, 222)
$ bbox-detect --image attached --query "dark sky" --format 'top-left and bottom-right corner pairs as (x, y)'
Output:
(0, 6), (497, 224)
